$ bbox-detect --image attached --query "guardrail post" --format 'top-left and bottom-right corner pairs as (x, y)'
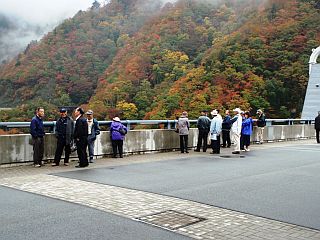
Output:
(266, 120), (272, 127)
(126, 120), (131, 130)
(52, 121), (56, 133)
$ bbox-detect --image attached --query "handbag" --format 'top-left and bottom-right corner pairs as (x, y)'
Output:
(174, 123), (179, 133)
(70, 141), (77, 152)
(207, 135), (211, 145)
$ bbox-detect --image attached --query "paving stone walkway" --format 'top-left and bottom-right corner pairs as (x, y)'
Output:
(1, 173), (319, 240)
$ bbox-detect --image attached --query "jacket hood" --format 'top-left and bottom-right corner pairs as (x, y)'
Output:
(111, 121), (122, 128)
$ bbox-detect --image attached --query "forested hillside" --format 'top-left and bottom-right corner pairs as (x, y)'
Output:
(0, 0), (319, 121)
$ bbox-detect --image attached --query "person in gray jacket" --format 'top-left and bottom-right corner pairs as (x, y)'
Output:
(177, 111), (190, 153)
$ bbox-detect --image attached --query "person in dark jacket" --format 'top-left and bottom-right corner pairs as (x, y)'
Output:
(110, 117), (127, 158)
(52, 108), (74, 166)
(256, 109), (266, 144)
(74, 107), (89, 167)
(30, 107), (45, 167)
(222, 110), (232, 148)
(195, 110), (211, 152)
(86, 110), (100, 163)
(315, 111), (320, 143)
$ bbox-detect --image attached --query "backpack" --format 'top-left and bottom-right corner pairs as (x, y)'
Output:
(118, 127), (126, 135)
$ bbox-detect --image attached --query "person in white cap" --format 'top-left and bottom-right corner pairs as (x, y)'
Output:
(231, 108), (242, 154)
(110, 116), (127, 158)
(86, 110), (100, 163)
(209, 109), (222, 154)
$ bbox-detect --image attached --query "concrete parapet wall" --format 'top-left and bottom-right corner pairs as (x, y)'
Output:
(0, 125), (315, 165)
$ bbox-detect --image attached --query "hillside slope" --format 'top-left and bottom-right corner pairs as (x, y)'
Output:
(0, 0), (162, 109)
(90, 0), (320, 119)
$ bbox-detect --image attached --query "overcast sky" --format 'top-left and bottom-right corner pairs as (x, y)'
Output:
(0, 0), (106, 63)
(0, 0), (104, 25)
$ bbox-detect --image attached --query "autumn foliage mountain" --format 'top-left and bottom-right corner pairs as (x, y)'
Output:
(0, 0), (319, 121)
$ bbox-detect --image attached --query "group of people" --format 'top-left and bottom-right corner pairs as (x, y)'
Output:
(30, 107), (127, 168)
(177, 108), (266, 155)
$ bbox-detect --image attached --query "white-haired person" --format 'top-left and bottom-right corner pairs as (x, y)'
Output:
(209, 110), (222, 154)
(177, 111), (190, 153)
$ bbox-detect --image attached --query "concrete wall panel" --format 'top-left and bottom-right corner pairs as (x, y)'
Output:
(0, 125), (316, 165)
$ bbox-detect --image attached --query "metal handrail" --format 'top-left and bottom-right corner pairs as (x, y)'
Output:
(0, 119), (315, 131)
(0, 119), (198, 131)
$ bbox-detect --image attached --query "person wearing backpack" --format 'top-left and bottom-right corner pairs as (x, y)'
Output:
(256, 109), (266, 144)
(110, 117), (127, 158)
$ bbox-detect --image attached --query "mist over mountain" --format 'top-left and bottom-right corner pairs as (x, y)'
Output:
(0, 13), (51, 64)
(0, 0), (319, 121)
(0, 0), (103, 64)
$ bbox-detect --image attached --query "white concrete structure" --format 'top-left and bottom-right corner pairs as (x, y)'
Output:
(302, 46), (320, 119)
(309, 46), (320, 74)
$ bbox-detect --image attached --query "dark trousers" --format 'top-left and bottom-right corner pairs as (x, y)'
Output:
(222, 130), (231, 147)
(180, 135), (189, 153)
(316, 129), (320, 143)
(33, 137), (44, 165)
(112, 140), (123, 157)
(211, 135), (221, 153)
(241, 134), (251, 148)
(76, 137), (88, 167)
(196, 129), (209, 152)
(54, 138), (71, 165)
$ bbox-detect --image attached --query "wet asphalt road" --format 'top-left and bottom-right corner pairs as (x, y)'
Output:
(0, 186), (191, 240)
(54, 144), (320, 230)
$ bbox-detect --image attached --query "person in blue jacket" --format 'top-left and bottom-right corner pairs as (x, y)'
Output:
(110, 117), (127, 158)
(241, 111), (253, 151)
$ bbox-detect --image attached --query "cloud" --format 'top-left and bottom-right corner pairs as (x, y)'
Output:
(0, 0), (104, 63)
(0, 0), (99, 25)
